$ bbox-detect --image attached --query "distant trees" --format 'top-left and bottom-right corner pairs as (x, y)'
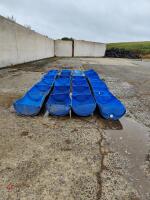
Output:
(61, 37), (74, 41)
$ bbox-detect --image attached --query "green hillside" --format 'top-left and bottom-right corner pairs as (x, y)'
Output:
(107, 41), (150, 55)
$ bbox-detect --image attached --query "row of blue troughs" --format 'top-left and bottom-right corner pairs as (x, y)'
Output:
(13, 69), (126, 120)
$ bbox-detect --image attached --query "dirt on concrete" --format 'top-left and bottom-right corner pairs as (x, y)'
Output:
(0, 57), (150, 200)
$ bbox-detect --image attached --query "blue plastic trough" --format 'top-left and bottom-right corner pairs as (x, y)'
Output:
(53, 78), (70, 94)
(72, 70), (84, 77)
(46, 93), (71, 116)
(85, 69), (126, 120)
(72, 74), (96, 116)
(72, 72), (88, 86)
(72, 77), (88, 86)
(60, 69), (71, 77)
(46, 74), (71, 116)
(13, 70), (58, 116)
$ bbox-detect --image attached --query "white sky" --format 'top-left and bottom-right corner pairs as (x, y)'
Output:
(0, 0), (150, 43)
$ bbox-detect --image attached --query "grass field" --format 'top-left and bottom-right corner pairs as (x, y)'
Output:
(107, 41), (150, 55)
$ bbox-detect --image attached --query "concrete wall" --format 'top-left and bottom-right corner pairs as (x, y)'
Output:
(74, 40), (106, 57)
(0, 16), (107, 68)
(54, 40), (72, 57)
(0, 16), (54, 68)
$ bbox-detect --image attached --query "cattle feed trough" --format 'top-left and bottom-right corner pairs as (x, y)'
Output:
(13, 69), (126, 120)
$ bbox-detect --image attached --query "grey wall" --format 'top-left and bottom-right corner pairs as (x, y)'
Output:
(0, 16), (106, 68)
(74, 40), (106, 57)
(54, 40), (72, 57)
(0, 16), (54, 68)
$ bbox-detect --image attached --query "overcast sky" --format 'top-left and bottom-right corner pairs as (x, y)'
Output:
(0, 0), (150, 43)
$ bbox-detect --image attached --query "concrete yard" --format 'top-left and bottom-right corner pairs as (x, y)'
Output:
(0, 57), (150, 200)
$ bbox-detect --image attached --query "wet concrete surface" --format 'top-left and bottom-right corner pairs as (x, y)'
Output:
(0, 57), (150, 199)
(105, 117), (150, 199)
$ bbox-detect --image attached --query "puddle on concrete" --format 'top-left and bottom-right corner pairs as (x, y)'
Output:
(105, 117), (150, 198)
(0, 93), (21, 108)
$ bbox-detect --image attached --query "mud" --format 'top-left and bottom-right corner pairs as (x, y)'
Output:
(0, 57), (150, 200)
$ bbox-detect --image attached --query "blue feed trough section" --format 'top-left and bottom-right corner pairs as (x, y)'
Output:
(72, 74), (96, 117)
(46, 70), (71, 116)
(13, 70), (58, 116)
(60, 69), (71, 78)
(85, 69), (126, 120)
(72, 70), (84, 77)
(13, 69), (126, 120)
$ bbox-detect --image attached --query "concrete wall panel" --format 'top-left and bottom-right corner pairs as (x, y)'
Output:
(0, 16), (107, 68)
(0, 16), (54, 68)
(74, 40), (106, 57)
(55, 40), (72, 57)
